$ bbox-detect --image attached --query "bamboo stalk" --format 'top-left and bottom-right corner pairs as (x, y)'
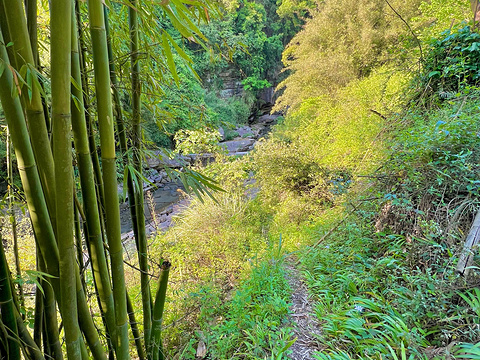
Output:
(7, 129), (25, 315)
(129, 0), (153, 350)
(0, 17), (61, 312)
(1, 0), (57, 227)
(51, 0), (83, 357)
(127, 290), (146, 360)
(150, 261), (171, 360)
(0, 3), (17, 68)
(16, 310), (46, 360)
(76, 1), (106, 210)
(86, 1), (130, 357)
(71, 2), (117, 347)
(33, 267), (43, 349)
(37, 251), (63, 360)
(104, 5), (140, 258)
(0, 232), (21, 360)
(25, 0), (39, 66)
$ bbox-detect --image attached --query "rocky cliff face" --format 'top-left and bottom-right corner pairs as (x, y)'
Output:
(217, 68), (244, 98)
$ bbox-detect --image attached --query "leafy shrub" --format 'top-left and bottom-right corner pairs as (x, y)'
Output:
(301, 210), (469, 359)
(174, 128), (223, 154)
(382, 91), (480, 243)
(149, 188), (271, 355)
(241, 76), (271, 91)
(204, 92), (253, 126)
(421, 26), (480, 100)
(253, 139), (351, 215)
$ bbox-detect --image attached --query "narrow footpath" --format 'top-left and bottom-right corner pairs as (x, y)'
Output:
(286, 259), (322, 360)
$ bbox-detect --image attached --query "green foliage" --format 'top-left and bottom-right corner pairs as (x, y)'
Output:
(413, 0), (472, 42)
(242, 76), (271, 91)
(300, 210), (468, 359)
(254, 68), (407, 222)
(274, 0), (423, 112)
(294, 89), (480, 359)
(194, 0), (299, 86)
(149, 187), (271, 354)
(204, 91), (253, 125)
(197, 241), (294, 359)
(385, 92), (480, 224)
(420, 26), (480, 100)
(174, 128), (223, 154)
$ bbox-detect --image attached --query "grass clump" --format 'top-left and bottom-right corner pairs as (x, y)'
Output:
(187, 242), (295, 360)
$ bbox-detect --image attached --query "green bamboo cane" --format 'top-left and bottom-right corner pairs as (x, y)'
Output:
(0, 18), (60, 309)
(6, 246), (47, 360)
(0, 6), (17, 69)
(0, 233), (21, 360)
(1, 0), (57, 226)
(41, 316), (50, 357)
(7, 129), (25, 316)
(76, 0), (109, 259)
(1, 7), (104, 360)
(75, 207), (86, 289)
(25, 0), (39, 67)
(0, 26), (62, 358)
(104, 5), (141, 258)
(51, 0), (83, 357)
(86, 1), (130, 358)
(129, 1), (153, 349)
(127, 290), (146, 360)
(149, 261), (171, 360)
(15, 307), (45, 360)
(37, 251), (63, 360)
(71, 1), (117, 347)
(104, 6), (129, 154)
(33, 268), (43, 349)
(76, 2), (106, 211)
(0, 319), (7, 359)
(75, 268), (108, 360)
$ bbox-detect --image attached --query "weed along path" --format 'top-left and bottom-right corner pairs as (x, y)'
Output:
(286, 259), (322, 360)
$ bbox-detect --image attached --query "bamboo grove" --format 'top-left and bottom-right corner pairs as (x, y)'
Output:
(0, 0), (217, 358)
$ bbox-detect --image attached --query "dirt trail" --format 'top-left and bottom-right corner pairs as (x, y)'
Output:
(286, 259), (322, 360)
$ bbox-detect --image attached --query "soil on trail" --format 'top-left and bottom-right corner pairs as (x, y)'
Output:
(286, 259), (322, 360)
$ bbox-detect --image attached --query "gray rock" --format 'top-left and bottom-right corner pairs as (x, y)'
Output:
(145, 149), (191, 169)
(218, 127), (225, 141)
(236, 126), (254, 138)
(220, 138), (255, 154)
(258, 114), (280, 124)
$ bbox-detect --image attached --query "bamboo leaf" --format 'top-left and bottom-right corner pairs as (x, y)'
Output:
(163, 6), (193, 38)
(162, 31), (180, 85)
(170, 0), (207, 41)
(28, 64), (47, 98)
(9, 65), (22, 97)
(26, 67), (33, 101)
(71, 75), (82, 92)
(164, 32), (192, 64)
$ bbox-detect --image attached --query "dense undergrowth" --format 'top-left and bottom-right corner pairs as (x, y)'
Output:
(142, 15), (480, 359)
